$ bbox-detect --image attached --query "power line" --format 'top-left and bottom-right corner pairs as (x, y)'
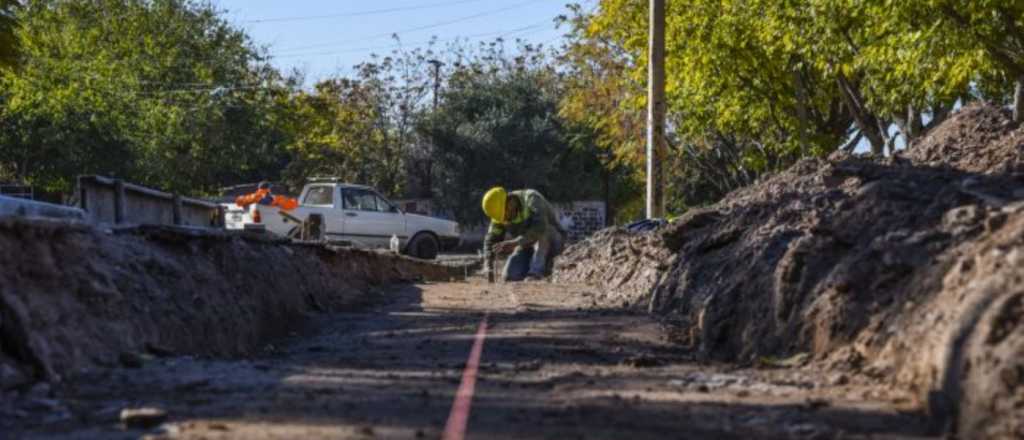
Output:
(2, 1), (558, 64)
(271, 21), (553, 59)
(141, 29), (559, 95)
(240, 0), (490, 24)
(17, 22), (559, 97)
(279, 0), (548, 52)
(0, 18), (558, 68)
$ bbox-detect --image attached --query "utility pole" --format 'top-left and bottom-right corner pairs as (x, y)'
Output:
(426, 59), (444, 199)
(646, 0), (666, 219)
(429, 60), (443, 111)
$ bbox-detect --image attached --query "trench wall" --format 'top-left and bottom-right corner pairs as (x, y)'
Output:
(0, 217), (466, 386)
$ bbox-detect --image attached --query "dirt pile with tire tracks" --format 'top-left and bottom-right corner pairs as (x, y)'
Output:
(554, 103), (1024, 436)
(0, 219), (465, 389)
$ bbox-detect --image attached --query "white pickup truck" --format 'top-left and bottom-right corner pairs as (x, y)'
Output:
(223, 179), (460, 260)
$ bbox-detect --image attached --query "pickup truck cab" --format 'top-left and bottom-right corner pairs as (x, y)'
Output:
(224, 179), (460, 260)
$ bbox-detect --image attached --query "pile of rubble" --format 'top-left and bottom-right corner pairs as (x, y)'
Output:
(554, 226), (672, 308)
(555, 103), (1024, 437)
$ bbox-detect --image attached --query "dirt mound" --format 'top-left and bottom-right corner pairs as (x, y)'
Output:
(555, 103), (1024, 435)
(902, 103), (1024, 174)
(554, 227), (672, 308)
(0, 218), (465, 388)
(649, 156), (1016, 360)
(875, 204), (1024, 438)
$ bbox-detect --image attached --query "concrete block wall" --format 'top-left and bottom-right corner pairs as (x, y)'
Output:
(0, 195), (86, 220)
(77, 176), (221, 227)
(554, 201), (607, 243)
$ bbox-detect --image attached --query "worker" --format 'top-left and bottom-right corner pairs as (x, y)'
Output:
(235, 181), (299, 211)
(482, 187), (564, 281)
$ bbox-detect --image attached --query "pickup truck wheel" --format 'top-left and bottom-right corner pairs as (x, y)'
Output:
(408, 233), (439, 260)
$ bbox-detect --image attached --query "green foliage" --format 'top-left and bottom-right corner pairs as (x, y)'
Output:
(284, 76), (403, 196)
(420, 42), (607, 225)
(892, 0), (1024, 105)
(557, 3), (646, 173)
(0, 0), (17, 71)
(9, 0), (1021, 225)
(0, 0), (292, 194)
(562, 0), (1024, 213)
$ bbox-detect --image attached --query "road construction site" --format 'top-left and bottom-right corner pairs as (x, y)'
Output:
(2, 104), (1023, 439)
(5, 279), (932, 439)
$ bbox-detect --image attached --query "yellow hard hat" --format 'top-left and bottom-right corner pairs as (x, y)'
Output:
(482, 187), (507, 223)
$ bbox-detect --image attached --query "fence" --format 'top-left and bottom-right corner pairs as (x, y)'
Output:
(77, 176), (222, 227)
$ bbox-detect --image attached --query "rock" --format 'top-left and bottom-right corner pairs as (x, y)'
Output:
(786, 422), (824, 438)
(120, 407), (168, 429)
(803, 398), (830, 410)
(89, 404), (125, 423)
(622, 355), (665, 368)
(24, 382), (51, 398)
(40, 409), (72, 424)
(0, 363), (30, 390)
(144, 343), (175, 358)
(173, 377), (210, 392)
(828, 373), (849, 386)
(24, 398), (62, 411)
(119, 352), (144, 369)
(208, 422), (230, 431)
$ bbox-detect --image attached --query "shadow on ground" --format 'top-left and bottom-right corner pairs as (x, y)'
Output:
(12, 283), (936, 439)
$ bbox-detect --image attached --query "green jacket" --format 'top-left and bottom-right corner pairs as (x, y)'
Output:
(483, 189), (560, 254)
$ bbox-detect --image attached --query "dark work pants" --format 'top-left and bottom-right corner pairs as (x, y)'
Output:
(503, 230), (563, 281)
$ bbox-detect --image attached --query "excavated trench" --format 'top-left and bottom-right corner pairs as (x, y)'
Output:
(0, 214), (938, 440)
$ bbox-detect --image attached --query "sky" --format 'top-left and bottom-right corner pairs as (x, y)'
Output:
(212, 0), (594, 84)
(212, 1), (885, 153)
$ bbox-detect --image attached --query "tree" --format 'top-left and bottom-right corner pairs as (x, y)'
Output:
(284, 76), (405, 196)
(0, 0), (292, 195)
(282, 44), (441, 198)
(0, 0), (17, 71)
(419, 41), (605, 224)
(562, 0), (1019, 215)
(558, 3), (646, 175)
(892, 0), (1024, 122)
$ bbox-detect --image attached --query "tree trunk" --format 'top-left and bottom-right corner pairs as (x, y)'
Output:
(893, 104), (925, 147)
(793, 68), (810, 156)
(840, 131), (863, 153)
(1015, 75), (1024, 123)
(836, 72), (886, 155)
